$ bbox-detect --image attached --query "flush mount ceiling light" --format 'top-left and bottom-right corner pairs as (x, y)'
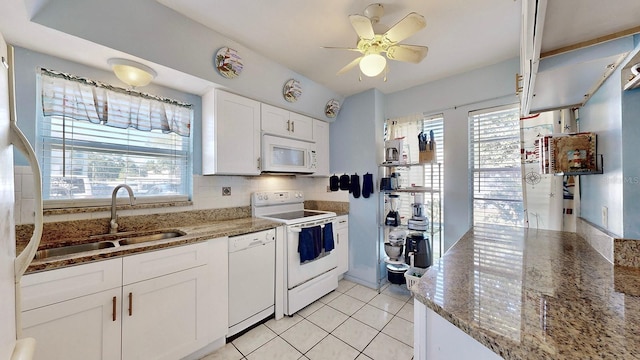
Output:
(107, 58), (157, 87)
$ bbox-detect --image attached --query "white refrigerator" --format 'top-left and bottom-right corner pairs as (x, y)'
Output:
(0, 31), (41, 360)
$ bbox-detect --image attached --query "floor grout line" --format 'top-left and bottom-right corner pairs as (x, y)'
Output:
(211, 280), (413, 360)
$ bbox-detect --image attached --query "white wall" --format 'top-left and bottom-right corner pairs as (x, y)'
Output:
(385, 58), (520, 250)
(14, 164), (343, 225)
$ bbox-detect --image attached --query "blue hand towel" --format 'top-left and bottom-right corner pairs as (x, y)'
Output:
(323, 223), (335, 252)
(299, 226), (323, 263)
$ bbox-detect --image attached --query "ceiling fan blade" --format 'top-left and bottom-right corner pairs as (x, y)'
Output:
(349, 14), (375, 40)
(337, 56), (363, 75)
(386, 44), (429, 63)
(383, 12), (426, 43)
(322, 46), (362, 53)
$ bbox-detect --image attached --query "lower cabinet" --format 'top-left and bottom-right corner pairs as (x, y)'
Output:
(122, 266), (212, 360)
(336, 215), (349, 275)
(21, 238), (227, 360)
(22, 288), (122, 360)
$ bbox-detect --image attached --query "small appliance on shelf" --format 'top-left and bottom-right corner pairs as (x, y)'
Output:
(383, 138), (408, 165)
(408, 192), (429, 231)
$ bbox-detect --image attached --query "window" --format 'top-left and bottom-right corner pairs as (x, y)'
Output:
(469, 105), (524, 226)
(38, 69), (192, 208)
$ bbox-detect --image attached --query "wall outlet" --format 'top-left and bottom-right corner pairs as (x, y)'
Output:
(602, 206), (608, 229)
(222, 187), (231, 196)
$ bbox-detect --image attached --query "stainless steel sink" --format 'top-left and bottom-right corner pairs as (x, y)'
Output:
(34, 231), (185, 260)
(34, 241), (117, 260)
(117, 231), (183, 246)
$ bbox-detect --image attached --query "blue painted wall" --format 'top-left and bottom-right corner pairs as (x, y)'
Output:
(331, 89), (385, 287)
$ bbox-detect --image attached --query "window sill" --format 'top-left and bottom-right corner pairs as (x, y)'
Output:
(43, 200), (193, 217)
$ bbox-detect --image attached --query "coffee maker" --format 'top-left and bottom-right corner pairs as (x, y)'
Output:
(405, 232), (432, 268)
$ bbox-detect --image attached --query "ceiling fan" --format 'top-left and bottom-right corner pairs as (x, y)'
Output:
(326, 3), (429, 80)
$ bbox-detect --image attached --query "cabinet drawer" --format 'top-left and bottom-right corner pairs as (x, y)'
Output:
(21, 258), (122, 311)
(123, 242), (209, 285)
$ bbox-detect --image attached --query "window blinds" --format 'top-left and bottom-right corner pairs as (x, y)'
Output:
(469, 105), (524, 226)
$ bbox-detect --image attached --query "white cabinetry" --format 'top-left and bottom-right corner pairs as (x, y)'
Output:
(261, 103), (313, 141)
(202, 90), (261, 175)
(121, 241), (215, 360)
(414, 300), (502, 360)
(312, 119), (330, 176)
(21, 258), (122, 360)
(335, 215), (349, 275)
(21, 239), (226, 360)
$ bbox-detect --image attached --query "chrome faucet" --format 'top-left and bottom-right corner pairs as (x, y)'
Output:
(110, 184), (136, 234)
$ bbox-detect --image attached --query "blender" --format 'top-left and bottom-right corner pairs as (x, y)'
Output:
(385, 194), (400, 226)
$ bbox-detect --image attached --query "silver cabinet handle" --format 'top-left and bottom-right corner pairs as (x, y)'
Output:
(291, 120), (295, 132)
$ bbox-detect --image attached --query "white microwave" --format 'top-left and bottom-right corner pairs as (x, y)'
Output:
(262, 134), (317, 174)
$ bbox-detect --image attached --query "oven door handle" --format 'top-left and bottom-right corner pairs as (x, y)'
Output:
(289, 223), (330, 233)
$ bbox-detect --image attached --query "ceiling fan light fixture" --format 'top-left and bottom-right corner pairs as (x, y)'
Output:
(108, 58), (157, 87)
(359, 53), (386, 77)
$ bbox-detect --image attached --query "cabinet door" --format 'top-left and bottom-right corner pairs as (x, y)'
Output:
(202, 90), (261, 175)
(121, 265), (212, 360)
(312, 119), (330, 176)
(336, 216), (349, 275)
(260, 104), (291, 137)
(261, 103), (291, 138)
(289, 112), (314, 141)
(22, 288), (121, 360)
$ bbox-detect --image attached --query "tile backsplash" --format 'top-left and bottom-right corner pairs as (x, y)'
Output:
(14, 166), (349, 225)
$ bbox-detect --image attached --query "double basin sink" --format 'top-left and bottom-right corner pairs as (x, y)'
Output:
(34, 231), (184, 260)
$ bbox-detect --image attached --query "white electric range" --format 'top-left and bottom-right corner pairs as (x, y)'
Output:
(251, 190), (338, 315)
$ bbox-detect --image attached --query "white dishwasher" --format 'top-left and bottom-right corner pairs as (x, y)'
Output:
(228, 229), (276, 336)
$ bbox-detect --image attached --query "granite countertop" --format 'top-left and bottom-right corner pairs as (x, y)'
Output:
(412, 225), (640, 359)
(25, 217), (281, 274)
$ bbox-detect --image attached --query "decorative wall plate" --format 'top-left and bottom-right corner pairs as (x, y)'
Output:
(283, 79), (302, 102)
(215, 47), (243, 79)
(325, 99), (341, 118)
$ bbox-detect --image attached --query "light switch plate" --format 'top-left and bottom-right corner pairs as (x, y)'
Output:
(602, 206), (608, 229)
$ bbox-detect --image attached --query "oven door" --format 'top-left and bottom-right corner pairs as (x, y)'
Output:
(286, 218), (337, 289)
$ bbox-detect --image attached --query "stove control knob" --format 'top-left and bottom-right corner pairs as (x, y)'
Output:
(264, 195), (269, 201)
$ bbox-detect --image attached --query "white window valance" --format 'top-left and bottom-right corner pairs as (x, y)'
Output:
(40, 68), (192, 137)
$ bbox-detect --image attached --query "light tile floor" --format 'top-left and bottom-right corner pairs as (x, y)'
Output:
(201, 279), (414, 360)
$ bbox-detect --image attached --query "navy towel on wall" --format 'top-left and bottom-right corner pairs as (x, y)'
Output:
(350, 174), (361, 198)
(362, 173), (374, 198)
(323, 223), (335, 252)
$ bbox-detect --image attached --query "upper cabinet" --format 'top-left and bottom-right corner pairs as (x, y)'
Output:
(519, 0), (639, 116)
(518, 0), (546, 116)
(202, 90), (261, 175)
(312, 119), (330, 177)
(261, 103), (313, 142)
